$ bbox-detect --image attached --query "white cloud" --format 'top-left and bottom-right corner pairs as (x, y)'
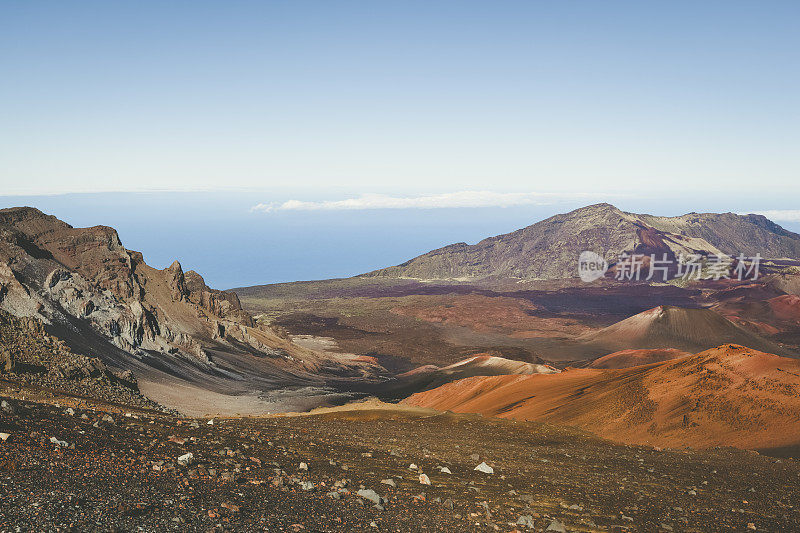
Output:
(250, 191), (593, 213)
(746, 210), (800, 223)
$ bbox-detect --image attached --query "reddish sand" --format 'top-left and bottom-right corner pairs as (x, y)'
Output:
(390, 294), (591, 339)
(392, 354), (559, 395)
(404, 344), (800, 451)
(769, 294), (800, 323)
(589, 348), (691, 369)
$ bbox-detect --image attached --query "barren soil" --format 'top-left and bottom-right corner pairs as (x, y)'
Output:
(2, 390), (799, 532)
(405, 345), (800, 452)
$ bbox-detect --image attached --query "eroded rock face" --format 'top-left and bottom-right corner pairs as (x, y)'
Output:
(184, 270), (254, 327)
(0, 347), (13, 373)
(43, 268), (158, 355)
(0, 262), (45, 318)
(165, 260), (188, 302)
(0, 308), (158, 408)
(0, 207), (369, 392)
(0, 207), (271, 367)
(0, 309), (132, 386)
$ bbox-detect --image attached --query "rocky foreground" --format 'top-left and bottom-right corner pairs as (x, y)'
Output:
(1, 390), (799, 532)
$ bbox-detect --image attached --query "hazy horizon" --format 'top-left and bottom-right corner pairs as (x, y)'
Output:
(3, 191), (799, 289)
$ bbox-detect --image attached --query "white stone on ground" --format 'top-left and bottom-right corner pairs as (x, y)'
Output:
(474, 462), (494, 474)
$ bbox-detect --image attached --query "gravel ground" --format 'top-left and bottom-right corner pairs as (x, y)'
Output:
(1, 392), (799, 532)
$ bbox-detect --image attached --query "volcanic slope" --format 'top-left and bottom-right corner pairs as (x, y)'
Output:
(578, 305), (789, 356)
(588, 348), (691, 369)
(404, 344), (800, 451)
(364, 203), (800, 281)
(0, 207), (380, 414)
(4, 390), (800, 532)
(378, 354), (558, 398)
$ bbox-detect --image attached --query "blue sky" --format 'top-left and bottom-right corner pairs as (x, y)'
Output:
(2, 1), (798, 196)
(1, 2), (799, 286)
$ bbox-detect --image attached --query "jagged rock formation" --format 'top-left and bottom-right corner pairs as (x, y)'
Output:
(0, 308), (159, 408)
(364, 203), (800, 281)
(182, 268), (254, 327)
(0, 207), (324, 373)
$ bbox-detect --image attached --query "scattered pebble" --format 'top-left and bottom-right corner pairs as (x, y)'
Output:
(177, 452), (194, 466)
(517, 515), (534, 528)
(49, 436), (68, 447)
(546, 519), (567, 532)
(474, 462), (494, 474)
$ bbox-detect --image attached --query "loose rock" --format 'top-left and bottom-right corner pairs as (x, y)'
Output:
(357, 489), (383, 506)
(474, 462), (494, 474)
(177, 452), (194, 466)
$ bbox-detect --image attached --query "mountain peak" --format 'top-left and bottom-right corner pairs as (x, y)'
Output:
(0, 206), (71, 229)
(167, 260), (184, 273)
(575, 202), (622, 212)
(365, 204), (800, 281)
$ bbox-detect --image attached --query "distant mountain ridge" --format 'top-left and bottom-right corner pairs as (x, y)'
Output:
(364, 203), (800, 281)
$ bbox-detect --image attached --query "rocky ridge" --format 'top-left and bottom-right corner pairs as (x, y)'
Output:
(0, 207), (264, 362)
(0, 308), (160, 410)
(0, 207), (370, 409)
(364, 203), (800, 281)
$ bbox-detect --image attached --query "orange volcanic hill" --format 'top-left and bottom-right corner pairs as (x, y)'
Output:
(589, 348), (691, 369)
(404, 344), (800, 451)
(398, 354), (557, 382)
(579, 305), (788, 355)
(379, 354), (559, 397)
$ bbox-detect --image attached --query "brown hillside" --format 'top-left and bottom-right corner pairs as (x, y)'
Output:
(578, 305), (788, 355)
(588, 348), (691, 369)
(364, 203), (800, 281)
(404, 344), (800, 451)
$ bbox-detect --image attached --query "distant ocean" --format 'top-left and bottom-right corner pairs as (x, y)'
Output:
(2, 191), (797, 289)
